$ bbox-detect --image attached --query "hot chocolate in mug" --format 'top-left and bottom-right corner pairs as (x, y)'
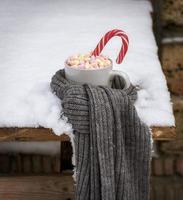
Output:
(64, 29), (130, 88)
(64, 61), (131, 88)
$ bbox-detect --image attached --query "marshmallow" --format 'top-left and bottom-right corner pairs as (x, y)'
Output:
(66, 53), (112, 70)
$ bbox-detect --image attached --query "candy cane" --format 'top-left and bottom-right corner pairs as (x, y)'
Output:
(92, 29), (129, 64)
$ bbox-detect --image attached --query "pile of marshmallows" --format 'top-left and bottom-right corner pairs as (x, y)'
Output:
(66, 53), (112, 70)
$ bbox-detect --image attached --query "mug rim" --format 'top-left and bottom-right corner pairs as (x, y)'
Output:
(64, 59), (113, 71)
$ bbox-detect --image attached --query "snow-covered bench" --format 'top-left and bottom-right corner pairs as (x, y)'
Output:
(0, 0), (175, 141)
(0, 0), (175, 198)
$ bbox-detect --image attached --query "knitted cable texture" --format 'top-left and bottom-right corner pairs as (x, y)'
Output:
(51, 69), (151, 200)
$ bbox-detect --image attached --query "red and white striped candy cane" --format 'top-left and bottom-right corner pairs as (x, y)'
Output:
(92, 29), (129, 64)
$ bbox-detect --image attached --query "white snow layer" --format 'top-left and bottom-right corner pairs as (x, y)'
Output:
(162, 37), (183, 44)
(0, 0), (175, 137)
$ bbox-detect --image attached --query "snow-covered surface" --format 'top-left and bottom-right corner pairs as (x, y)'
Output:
(0, 0), (175, 133)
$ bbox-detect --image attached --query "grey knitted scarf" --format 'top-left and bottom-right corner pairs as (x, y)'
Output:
(50, 69), (151, 200)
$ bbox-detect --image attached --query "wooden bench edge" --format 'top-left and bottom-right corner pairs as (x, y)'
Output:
(0, 126), (176, 141)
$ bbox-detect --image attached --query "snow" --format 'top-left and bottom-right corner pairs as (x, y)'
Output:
(162, 37), (183, 44)
(0, 0), (175, 154)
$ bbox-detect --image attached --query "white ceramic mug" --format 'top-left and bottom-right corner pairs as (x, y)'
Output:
(64, 61), (131, 88)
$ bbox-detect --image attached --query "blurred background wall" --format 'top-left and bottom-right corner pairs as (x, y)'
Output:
(151, 0), (183, 199)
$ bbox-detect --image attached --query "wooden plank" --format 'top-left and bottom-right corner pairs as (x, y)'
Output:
(0, 128), (69, 141)
(32, 155), (42, 173)
(0, 126), (176, 142)
(0, 175), (74, 200)
(0, 154), (62, 175)
(151, 126), (176, 140)
(52, 156), (61, 173)
(0, 154), (10, 173)
(42, 156), (52, 174)
(60, 141), (73, 171)
(22, 155), (32, 173)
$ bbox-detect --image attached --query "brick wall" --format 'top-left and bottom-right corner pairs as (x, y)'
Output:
(151, 0), (183, 199)
(162, 0), (183, 27)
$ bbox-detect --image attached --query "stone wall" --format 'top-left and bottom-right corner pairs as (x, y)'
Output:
(162, 44), (183, 95)
(151, 0), (183, 199)
(162, 0), (183, 27)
